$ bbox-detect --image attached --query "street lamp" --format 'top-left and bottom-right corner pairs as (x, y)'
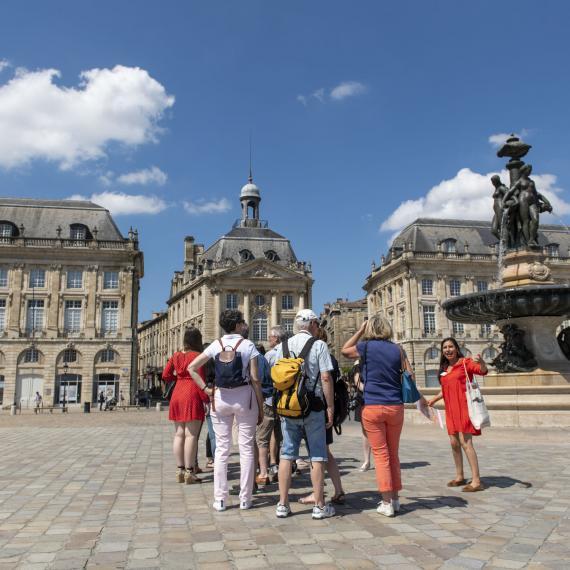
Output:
(62, 362), (68, 412)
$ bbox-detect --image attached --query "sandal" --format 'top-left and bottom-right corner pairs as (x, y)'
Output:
(462, 483), (485, 492)
(447, 479), (467, 487)
(331, 492), (346, 505)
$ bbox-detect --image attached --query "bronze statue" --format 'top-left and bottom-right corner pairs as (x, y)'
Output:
(492, 324), (537, 372)
(491, 175), (518, 246)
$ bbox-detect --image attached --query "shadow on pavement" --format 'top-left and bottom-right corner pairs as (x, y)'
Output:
(482, 475), (532, 489)
(401, 461), (430, 469)
(335, 492), (468, 514)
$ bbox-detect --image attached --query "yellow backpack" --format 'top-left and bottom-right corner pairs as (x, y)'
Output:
(271, 337), (316, 418)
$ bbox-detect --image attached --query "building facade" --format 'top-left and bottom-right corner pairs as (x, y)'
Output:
(364, 218), (570, 387)
(0, 198), (144, 409)
(320, 298), (367, 370)
(137, 175), (313, 386)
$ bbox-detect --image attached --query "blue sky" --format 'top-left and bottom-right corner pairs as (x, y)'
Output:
(1, 1), (570, 320)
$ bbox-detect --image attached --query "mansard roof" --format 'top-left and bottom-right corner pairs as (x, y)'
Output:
(0, 197), (125, 241)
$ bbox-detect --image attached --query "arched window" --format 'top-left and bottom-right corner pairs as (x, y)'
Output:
(0, 221), (18, 242)
(482, 347), (498, 362)
(442, 239), (457, 253)
(99, 348), (117, 363)
(265, 250), (280, 262)
(23, 348), (40, 363)
(252, 312), (268, 342)
(425, 347), (439, 360)
(239, 249), (254, 262)
(62, 348), (78, 363)
(69, 224), (92, 241)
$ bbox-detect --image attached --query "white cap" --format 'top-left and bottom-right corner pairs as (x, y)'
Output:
(295, 309), (319, 323)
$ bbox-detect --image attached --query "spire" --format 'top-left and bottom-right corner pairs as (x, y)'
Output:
(248, 132), (253, 183)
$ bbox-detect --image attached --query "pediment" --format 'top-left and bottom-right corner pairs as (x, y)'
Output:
(214, 259), (305, 281)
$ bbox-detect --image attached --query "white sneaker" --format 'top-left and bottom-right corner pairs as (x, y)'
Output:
(275, 503), (291, 518)
(212, 500), (226, 512)
(377, 501), (395, 517)
(392, 499), (401, 512)
(312, 503), (335, 520)
(240, 500), (252, 510)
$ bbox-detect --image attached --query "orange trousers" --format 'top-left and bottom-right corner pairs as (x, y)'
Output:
(362, 404), (404, 493)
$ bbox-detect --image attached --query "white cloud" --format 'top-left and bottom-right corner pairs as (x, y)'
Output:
(117, 166), (167, 186)
(330, 81), (367, 101)
(380, 167), (570, 243)
(183, 198), (231, 215)
(0, 65), (175, 170)
(99, 171), (114, 186)
(0, 59), (9, 73)
(312, 88), (325, 103)
(68, 191), (168, 216)
(296, 94), (308, 106)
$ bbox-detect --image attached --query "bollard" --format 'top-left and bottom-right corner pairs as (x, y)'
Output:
(84, 402), (91, 414)
(156, 402), (162, 412)
(10, 404), (17, 416)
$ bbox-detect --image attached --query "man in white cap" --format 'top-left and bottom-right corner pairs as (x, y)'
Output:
(274, 309), (335, 520)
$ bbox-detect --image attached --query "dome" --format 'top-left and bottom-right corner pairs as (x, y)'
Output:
(240, 182), (261, 199)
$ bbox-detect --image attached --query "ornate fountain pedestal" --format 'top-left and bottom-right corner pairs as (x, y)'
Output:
(500, 250), (553, 287)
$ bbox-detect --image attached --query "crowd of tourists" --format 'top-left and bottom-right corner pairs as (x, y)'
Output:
(162, 308), (488, 519)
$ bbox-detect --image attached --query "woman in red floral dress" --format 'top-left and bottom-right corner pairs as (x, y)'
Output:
(428, 337), (487, 492)
(162, 327), (209, 484)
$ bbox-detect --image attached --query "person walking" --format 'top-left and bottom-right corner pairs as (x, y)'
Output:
(162, 327), (209, 485)
(342, 315), (418, 517)
(188, 309), (264, 512)
(427, 337), (487, 492)
(274, 309), (336, 520)
(98, 390), (105, 411)
(34, 391), (42, 414)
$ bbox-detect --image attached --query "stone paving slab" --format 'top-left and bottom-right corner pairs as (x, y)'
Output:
(0, 411), (569, 568)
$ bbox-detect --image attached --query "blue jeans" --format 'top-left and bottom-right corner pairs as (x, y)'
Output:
(280, 410), (327, 462)
(206, 414), (216, 458)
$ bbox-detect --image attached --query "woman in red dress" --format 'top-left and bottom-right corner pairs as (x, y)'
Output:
(162, 327), (209, 484)
(428, 337), (487, 492)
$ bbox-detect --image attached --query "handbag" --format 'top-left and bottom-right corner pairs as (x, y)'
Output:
(164, 380), (176, 401)
(399, 346), (421, 403)
(464, 361), (491, 429)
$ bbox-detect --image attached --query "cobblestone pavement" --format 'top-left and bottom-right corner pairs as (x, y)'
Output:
(0, 411), (569, 569)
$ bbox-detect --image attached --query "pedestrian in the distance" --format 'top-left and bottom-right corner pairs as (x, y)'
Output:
(162, 327), (209, 485)
(98, 390), (105, 411)
(428, 337), (487, 492)
(34, 391), (42, 414)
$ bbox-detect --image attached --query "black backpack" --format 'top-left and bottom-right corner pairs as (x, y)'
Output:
(331, 355), (350, 434)
(214, 338), (247, 389)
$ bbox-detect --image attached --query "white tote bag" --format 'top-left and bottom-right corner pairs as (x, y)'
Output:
(464, 362), (491, 430)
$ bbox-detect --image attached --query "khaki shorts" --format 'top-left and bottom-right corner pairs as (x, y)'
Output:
(256, 404), (281, 447)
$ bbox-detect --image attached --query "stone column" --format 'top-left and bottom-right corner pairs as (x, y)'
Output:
(243, 290), (250, 324)
(85, 266), (98, 336)
(213, 289), (220, 337)
(8, 264), (24, 333)
(47, 265), (61, 334)
(270, 292), (278, 327)
(298, 291), (305, 310)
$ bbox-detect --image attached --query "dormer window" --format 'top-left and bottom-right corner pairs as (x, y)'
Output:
(239, 249), (254, 262)
(265, 250), (280, 262)
(0, 221), (17, 242)
(546, 243), (559, 257)
(70, 224), (91, 244)
(442, 239), (457, 253)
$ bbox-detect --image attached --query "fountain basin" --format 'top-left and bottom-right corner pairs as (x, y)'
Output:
(442, 284), (570, 324)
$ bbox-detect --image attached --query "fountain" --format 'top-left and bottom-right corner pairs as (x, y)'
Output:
(441, 136), (570, 424)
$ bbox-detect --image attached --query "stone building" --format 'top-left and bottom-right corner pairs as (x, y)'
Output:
(137, 174), (313, 386)
(0, 198), (144, 409)
(137, 311), (168, 391)
(320, 298), (367, 370)
(364, 218), (570, 388)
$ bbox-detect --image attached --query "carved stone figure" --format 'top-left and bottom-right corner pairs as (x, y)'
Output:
(491, 175), (517, 245)
(492, 324), (537, 372)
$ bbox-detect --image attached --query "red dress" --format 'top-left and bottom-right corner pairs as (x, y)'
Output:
(440, 357), (487, 436)
(162, 351), (209, 422)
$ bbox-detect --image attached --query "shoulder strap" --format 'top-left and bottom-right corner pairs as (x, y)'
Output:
(399, 345), (405, 373)
(233, 338), (244, 351)
(218, 339), (224, 351)
(299, 336), (317, 360)
(281, 339), (290, 358)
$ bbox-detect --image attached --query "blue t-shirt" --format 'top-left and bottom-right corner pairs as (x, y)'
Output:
(357, 340), (403, 405)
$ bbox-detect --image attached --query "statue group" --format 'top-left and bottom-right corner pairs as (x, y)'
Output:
(490, 135), (553, 249)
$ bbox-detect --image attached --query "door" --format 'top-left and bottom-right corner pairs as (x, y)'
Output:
(16, 375), (44, 408)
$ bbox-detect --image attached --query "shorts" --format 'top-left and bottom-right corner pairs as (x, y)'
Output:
(256, 404), (278, 447)
(280, 410), (327, 462)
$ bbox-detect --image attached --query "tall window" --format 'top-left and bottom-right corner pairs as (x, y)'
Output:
(102, 301), (119, 333)
(423, 305), (436, 335)
(62, 348), (78, 363)
(426, 347), (439, 360)
(70, 224), (87, 244)
(24, 348), (40, 363)
(449, 279), (461, 297)
(442, 239), (457, 253)
(30, 269), (46, 288)
(477, 280), (488, 293)
(100, 348), (116, 363)
(399, 309), (406, 333)
(282, 294), (293, 310)
(226, 293), (238, 310)
(282, 318), (294, 334)
(0, 299), (5, 331)
(0, 268), (7, 287)
(67, 270), (83, 289)
(421, 279), (433, 296)
(480, 323), (492, 336)
(255, 294), (265, 307)
(103, 271), (119, 289)
(64, 301), (82, 332)
(387, 287), (393, 303)
(253, 312), (268, 342)
(452, 321), (464, 335)
(26, 299), (44, 332)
